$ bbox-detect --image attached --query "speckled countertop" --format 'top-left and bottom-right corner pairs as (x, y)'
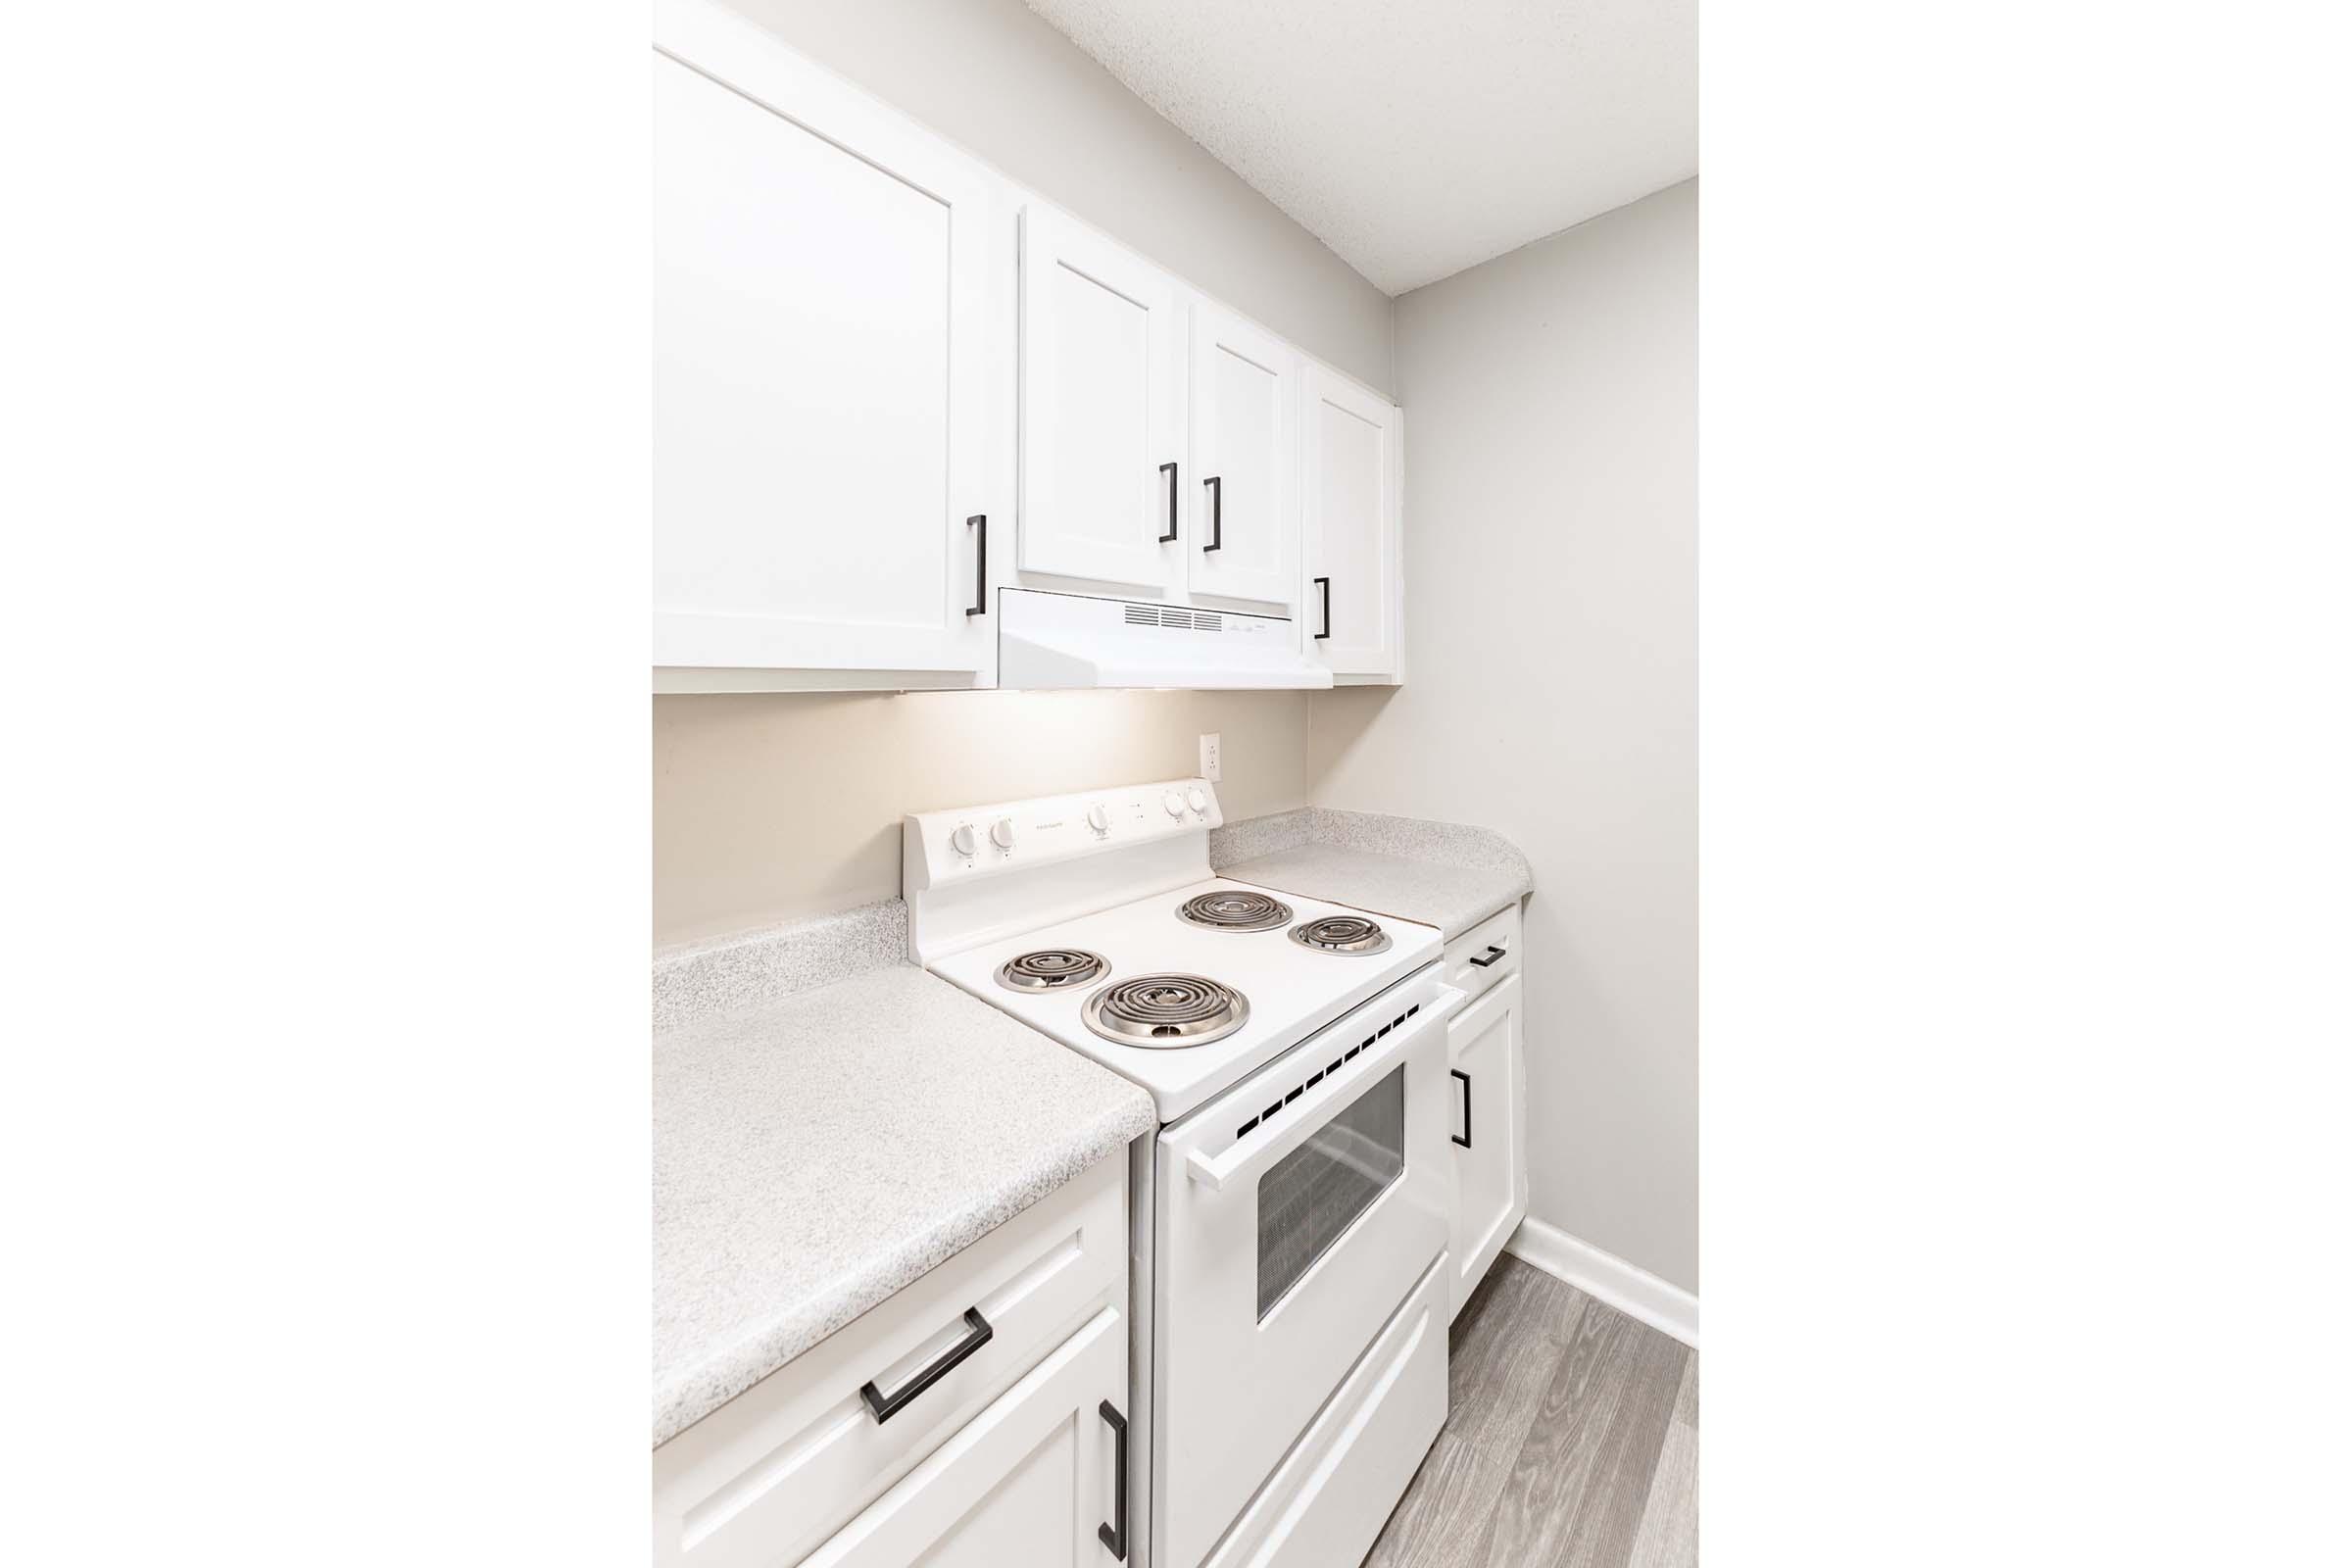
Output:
(652, 949), (1154, 1447)
(1212, 808), (1534, 939)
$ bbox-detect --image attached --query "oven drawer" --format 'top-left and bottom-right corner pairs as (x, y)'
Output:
(651, 1153), (1128, 1568)
(1444, 902), (1521, 1000)
(1201, 1254), (1448, 1568)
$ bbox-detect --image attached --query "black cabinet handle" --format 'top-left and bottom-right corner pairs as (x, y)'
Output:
(1451, 1068), (1473, 1149)
(858, 1307), (993, 1424)
(1468, 945), (1506, 968)
(1312, 576), (1331, 639)
(1099, 1400), (1129, 1559)
(1202, 475), (1222, 552)
(965, 514), (987, 616)
(1159, 463), (1179, 542)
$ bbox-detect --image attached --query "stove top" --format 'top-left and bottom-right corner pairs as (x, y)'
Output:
(928, 877), (1442, 1122)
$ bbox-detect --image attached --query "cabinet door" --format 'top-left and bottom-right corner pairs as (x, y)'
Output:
(801, 1307), (1128, 1568)
(1018, 204), (1185, 594)
(653, 0), (999, 686)
(1187, 303), (1298, 609)
(1448, 974), (1528, 1321)
(1301, 365), (1402, 678)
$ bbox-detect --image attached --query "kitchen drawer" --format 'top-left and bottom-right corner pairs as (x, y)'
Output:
(651, 1154), (1128, 1568)
(1443, 903), (1521, 1000)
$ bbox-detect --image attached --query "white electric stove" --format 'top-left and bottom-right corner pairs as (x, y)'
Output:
(906, 779), (1465, 1568)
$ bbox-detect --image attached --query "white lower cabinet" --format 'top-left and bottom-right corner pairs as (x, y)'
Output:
(1446, 969), (1529, 1322)
(652, 1156), (1130, 1568)
(803, 1308), (1126, 1568)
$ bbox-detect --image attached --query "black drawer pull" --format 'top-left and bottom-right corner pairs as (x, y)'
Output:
(1312, 576), (1331, 639)
(1159, 462), (1179, 542)
(1099, 1400), (1129, 1559)
(1451, 1068), (1473, 1149)
(965, 514), (987, 617)
(1468, 945), (1506, 968)
(1202, 474), (1222, 552)
(858, 1306), (993, 1424)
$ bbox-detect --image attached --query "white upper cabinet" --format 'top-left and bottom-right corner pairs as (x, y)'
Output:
(652, 0), (1003, 690)
(1187, 303), (1299, 610)
(649, 10), (1404, 690)
(1016, 204), (1186, 595)
(1301, 365), (1403, 680)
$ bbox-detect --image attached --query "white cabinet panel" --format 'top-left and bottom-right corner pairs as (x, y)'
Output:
(1448, 974), (1528, 1320)
(1018, 204), (1185, 594)
(801, 1307), (1127, 1568)
(653, 0), (999, 687)
(1301, 365), (1401, 678)
(1187, 304), (1298, 609)
(650, 1158), (1128, 1568)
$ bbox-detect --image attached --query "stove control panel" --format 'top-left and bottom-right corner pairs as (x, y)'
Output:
(905, 777), (1223, 890)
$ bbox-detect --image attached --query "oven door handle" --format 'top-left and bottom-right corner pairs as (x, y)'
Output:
(1183, 984), (1467, 1192)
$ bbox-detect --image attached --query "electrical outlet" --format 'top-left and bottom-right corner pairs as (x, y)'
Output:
(1200, 733), (1222, 782)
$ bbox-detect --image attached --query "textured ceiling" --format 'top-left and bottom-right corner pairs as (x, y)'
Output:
(1023, 0), (1697, 295)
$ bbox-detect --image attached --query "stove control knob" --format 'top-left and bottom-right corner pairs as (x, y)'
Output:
(949, 823), (978, 857)
(1186, 786), (1208, 814)
(990, 817), (1016, 850)
(1087, 804), (1110, 834)
(1162, 791), (1185, 818)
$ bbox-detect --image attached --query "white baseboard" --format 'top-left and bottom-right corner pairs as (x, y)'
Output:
(1504, 1217), (1699, 1348)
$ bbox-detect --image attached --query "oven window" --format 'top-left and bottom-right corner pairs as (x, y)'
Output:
(1255, 1065), (1406, 1319)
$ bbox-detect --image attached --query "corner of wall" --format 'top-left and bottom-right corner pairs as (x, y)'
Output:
(1302, 684), (1319, 808)
(1388, 289), (1401, 406)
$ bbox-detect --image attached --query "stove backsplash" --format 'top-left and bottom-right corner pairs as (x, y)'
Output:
(653, 688), (1311, 948)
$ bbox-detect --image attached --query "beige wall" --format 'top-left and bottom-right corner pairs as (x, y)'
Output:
(718, 0), (1396, 396)
(655, 690), (1309, 944)
(1310, 180), (1698, 1290)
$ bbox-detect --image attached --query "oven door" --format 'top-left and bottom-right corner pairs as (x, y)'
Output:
(1152, 970), (1466, 1568)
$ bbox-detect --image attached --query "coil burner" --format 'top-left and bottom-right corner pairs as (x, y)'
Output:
(1175, 890), (1293, 932)
(996, 949), (1110, 994)
(1081, 973), (1250, 1048)
(1287, 914), (1393, 956)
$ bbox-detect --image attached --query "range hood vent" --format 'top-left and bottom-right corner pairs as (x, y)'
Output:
(1001, 590), (1331, 691)
(1122, 604), (1225, 633)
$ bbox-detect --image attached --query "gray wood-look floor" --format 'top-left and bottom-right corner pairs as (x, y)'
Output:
(1360, 1255), (1698, 1568)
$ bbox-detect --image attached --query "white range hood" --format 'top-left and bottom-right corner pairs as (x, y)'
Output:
(997, 589), (1332, 690)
